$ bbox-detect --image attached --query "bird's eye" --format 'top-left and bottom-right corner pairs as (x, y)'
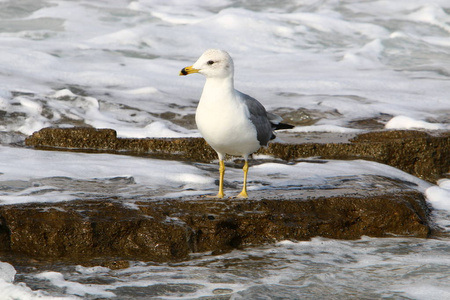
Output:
(207, 60), (214, 65)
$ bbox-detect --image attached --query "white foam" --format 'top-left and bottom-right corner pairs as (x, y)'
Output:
(406, 4), (450, 33)
(0, 262), (77, 300)
(385, 115), (449, 130)
(0, 262), (16, 283)
(0, 145), (434, 205)
(125, 87), (160, 95)
(251, 159), (432, 192)
(290, 124), (362, 133)
(394, 284), (450, 300)
(0, 0), (448, 138)
(14, 236), (449, 299)
(37, 272), (114, 298)
(116, 121), (200, 138)
(52, 89), (76, 98)
(0, 146), (214, 205)
(74, 265), (110, 275)
(0, 189), (78, 206)
(426, 179), (450, 211)
(341, 39), (385, 68)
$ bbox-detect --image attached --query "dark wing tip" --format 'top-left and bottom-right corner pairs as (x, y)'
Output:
(273, 122), (295, 130)
(269, 122), (294, 141)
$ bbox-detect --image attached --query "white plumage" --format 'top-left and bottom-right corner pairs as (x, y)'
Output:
(180, 49), (293, 198)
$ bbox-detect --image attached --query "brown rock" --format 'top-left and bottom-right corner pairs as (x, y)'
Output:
(0, 188), (431, 265)
(0, 201), (191, 263)
(7, 127), (443, 265)
(25, 127), (118, 151)
(25, 127), (450, 182)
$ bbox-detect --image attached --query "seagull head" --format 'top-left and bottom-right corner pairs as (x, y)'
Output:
(180, 49), (234, 79)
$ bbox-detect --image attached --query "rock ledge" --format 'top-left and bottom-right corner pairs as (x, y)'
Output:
(0, 191), (430, 265)
(25, 127), (450, 182)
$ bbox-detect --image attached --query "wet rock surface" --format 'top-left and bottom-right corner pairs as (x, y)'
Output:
(0, 127), (446, 265)
(0, 188), (431, 265)
(25, 127), (449, 182)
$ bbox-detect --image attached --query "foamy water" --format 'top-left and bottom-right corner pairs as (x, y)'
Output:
(0, 0), (449, 138)
(3, 237), (450, 300)
(0, 0), (450, 299)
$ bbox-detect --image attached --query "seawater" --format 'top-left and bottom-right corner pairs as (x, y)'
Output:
(0, 0), (449, 137)
(0, 0), (450, 299)
(9, 237), (450, 299)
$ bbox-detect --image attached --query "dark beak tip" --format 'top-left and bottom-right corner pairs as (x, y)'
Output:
(180, 68), (188, 76)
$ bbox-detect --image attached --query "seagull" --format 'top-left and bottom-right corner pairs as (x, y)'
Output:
(180, 49), (293, 198)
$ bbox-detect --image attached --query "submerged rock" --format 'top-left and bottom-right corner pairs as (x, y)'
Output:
(25, 127), (450, 182)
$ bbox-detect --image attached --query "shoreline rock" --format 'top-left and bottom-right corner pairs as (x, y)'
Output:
(25, 127), (449, 182)
(0, 190), (431, 265)
(0, 127), (445, 266)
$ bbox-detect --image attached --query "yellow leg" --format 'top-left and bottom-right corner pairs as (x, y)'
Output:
(216, 159), (225, 198)
(237, 160), (249, 199)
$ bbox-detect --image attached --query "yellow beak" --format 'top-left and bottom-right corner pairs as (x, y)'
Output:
(179, 65), (199, 76)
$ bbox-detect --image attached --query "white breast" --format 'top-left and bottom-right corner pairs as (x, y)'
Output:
(195, 88), (260, 158)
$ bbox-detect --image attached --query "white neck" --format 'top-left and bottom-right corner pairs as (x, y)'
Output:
(201, 76), (235, 100)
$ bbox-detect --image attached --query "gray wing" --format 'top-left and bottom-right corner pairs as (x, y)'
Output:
(239, 91), (274, 146)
